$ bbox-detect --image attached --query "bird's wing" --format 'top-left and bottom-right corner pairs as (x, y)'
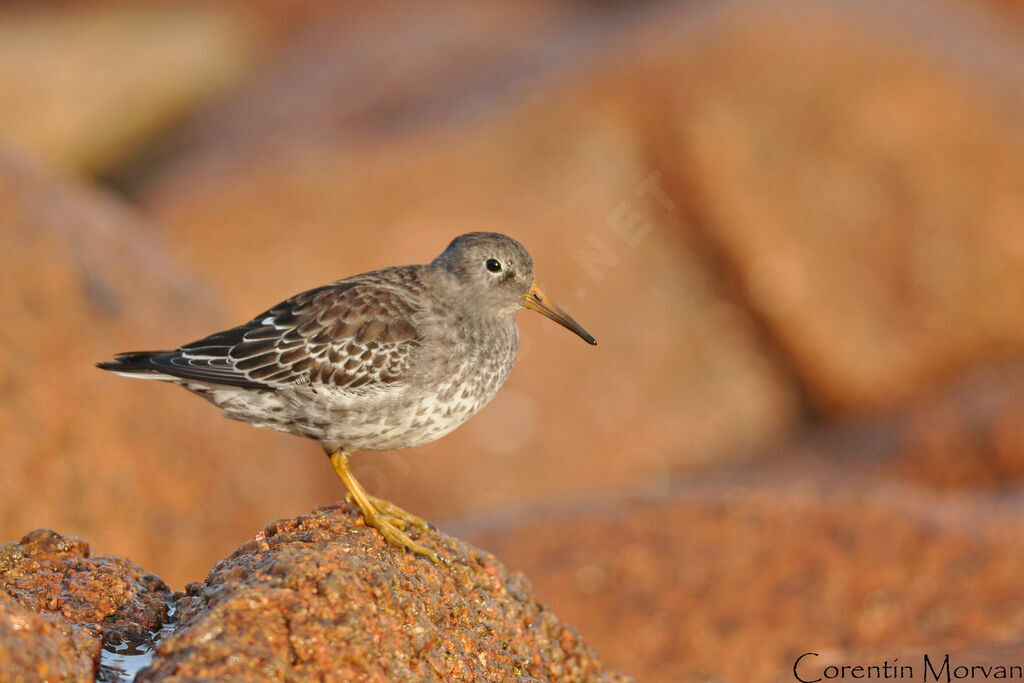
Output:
(137, 281), (422, 391)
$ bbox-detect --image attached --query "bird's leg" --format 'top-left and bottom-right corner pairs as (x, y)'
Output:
(328, 451), (444, 563)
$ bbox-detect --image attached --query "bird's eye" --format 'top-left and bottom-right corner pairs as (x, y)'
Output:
(485, 258), (502, 273)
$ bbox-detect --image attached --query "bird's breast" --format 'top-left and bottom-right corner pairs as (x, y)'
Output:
(391, 314), (519, 443)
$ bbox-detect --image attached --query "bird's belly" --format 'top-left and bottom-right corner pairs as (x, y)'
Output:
(246, 366), (502, 452)
(189, 335), (516, 453)
(320, 373), (503, 452)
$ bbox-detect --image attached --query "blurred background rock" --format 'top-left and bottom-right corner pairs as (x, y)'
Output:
(1, 0), (1023, 679)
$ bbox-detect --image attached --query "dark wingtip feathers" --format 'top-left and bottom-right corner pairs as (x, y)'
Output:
(96, 351), (174, 375)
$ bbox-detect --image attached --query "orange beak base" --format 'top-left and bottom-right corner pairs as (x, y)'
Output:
(521, 283), (597, 345)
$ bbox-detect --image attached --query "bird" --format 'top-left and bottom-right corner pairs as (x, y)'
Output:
(98, 232), (596, 562)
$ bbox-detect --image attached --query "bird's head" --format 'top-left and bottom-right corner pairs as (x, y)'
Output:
(432, 232), (596, 345)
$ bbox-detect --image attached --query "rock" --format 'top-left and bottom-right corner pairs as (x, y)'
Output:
(0, 3), (255, 176)
(0, 148), (323, 589)
(1, 510), (628, 680)
(139, 1), (666, 177)
(140, 503), (626, 681)
(455, 356), (1024, 678)
(0, 529), (173, 681)
(0, 529), (172, 646)
(0, 593), (99, 682)
(644, 0), (1024, 412)
(460, 459), (1024, 681)
(793, 361), (1024, 489)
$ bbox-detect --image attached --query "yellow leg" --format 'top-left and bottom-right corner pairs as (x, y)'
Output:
(329, 451), (445, 563)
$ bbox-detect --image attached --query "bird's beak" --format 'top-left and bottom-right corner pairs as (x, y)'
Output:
(522, 283), (597, 345)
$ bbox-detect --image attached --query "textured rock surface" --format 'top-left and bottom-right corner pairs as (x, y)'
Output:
(0, 592), (99, 682)
(0, 529), (174, 681)
(140, 503), (625, 681)
(0, 529), (172, 645)
(0, 514), (623, 680)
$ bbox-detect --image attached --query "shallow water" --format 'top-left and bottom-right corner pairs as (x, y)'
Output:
(97, 605), (177, 682)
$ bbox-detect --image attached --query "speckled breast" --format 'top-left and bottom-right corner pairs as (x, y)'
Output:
(337, 316), (520, 452)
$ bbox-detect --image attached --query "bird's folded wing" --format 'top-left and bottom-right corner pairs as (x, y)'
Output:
(153, 281), (422, 391)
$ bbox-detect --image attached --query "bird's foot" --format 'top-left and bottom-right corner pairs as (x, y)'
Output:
(366, 494), (434, 532)
(331, 451), (446, 564)
(358, 502), (446, 564)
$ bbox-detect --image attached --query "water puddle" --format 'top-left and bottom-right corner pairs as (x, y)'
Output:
(97, 605), (177, 682)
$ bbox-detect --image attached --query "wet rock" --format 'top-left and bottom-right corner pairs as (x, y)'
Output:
(0, 592), (99, 682)
(0, 529), (173, 645)
(0, 529), (175, 681)
(0, 517), (625, 680)
(140, 503), (626, 681)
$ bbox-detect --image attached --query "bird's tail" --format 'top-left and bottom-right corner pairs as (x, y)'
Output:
(96, 351), (176, 380)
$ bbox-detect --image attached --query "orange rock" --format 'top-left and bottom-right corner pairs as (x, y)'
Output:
(0, 528), (171, 646)
(644, 0), (1024, 412)
(138, 503), (626, 681)
(0, 593), (99, 682)
(461, 459), (1024, 681)
(0, 514), (627, 680)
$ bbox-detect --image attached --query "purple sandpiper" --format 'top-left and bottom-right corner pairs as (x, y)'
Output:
(99, 233), (596, 562)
